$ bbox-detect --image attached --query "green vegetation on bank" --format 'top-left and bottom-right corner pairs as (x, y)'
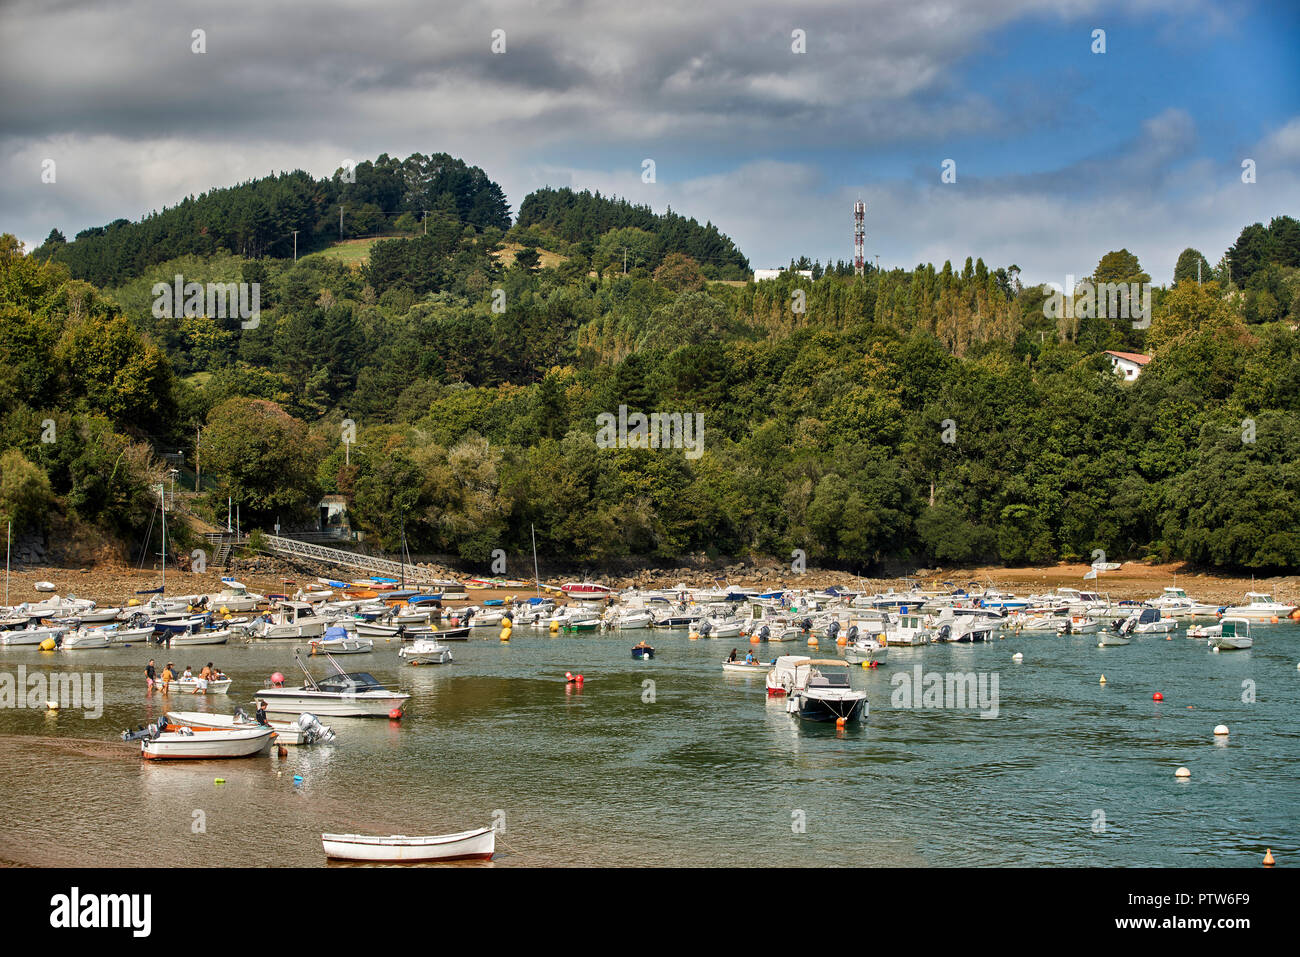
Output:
(4, 155), (1300, 572)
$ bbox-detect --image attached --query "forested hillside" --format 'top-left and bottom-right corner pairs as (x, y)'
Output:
(4, 161), (1299, 573)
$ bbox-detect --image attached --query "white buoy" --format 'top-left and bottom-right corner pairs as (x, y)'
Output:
(1012, 652), (1023, 662)
(45, 700), (59, 711)
(1213, 646), (1220, 654)
(1175, 766), (1191, 778)
(1214, 724), (1229, 736)
(1099, 675), (1107, 684)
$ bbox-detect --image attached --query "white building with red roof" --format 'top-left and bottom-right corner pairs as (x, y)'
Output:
(1104, 350), (1152, 381)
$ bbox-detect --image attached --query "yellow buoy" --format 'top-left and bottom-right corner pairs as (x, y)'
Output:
(39, 638), (56, 651)
(807, 637), (818, 647)
(1099, 675), (1107, 684)
(499, 628), (510, 641)
(1263, 848), (1275, 867)
(46, 700), (59, 711)
(549, 620), (559, 634)
(689, 632), (699, 640)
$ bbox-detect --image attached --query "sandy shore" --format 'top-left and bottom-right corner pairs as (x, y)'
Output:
(1, 559), (1296, 608)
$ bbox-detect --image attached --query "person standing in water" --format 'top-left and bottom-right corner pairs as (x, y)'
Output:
(145, 659), (157, 692)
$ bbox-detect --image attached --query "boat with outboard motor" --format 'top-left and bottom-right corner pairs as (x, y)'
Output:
(164, 708), (335, 745)
(257, 650), (410, 717)
(782, 659), (868, 723)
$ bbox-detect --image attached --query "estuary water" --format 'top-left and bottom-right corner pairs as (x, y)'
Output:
(0, 623), (1296, 867)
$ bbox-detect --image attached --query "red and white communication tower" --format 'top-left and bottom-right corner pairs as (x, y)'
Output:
(853, 200), (866, 275)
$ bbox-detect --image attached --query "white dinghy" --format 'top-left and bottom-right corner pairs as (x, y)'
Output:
(321, 826), (496, 862)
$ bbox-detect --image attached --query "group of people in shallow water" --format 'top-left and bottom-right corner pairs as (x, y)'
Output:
(144, 659), (225, 693)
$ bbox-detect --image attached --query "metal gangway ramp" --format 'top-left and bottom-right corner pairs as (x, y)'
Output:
(258, 534), (448, 585)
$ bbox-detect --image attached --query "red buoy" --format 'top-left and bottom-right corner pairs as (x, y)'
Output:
(1153, 692), (1163, 701)
(271, 672), (284, 686)
(388, 707), (403, 720)
(576, 674), (584, 684)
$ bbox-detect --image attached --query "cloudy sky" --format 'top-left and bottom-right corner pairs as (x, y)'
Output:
(2, 0), (1298, 284)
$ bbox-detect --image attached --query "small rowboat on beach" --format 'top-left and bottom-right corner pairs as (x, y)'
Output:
(321, 826), (496, 863)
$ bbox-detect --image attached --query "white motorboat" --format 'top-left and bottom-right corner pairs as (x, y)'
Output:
(321, 826), (495, 862)
(1097, 631), (1131, 646)
(61, 628), (113, 649)
(257, 652), (410, 717)
(783, 659), (868, 723)
(0, 623), (67, 646)
(249, 601), (328, 640)
(398, 637), (453, 665)
(76, 606), (125, 624)
(133, 723), (275, 760)
(1056, 615), (1102, 635)
(1119, 608), (1177, 635)
(1223, 592), (1296, 620)
(606, 608), (656, 630)
(722, 657), (769, 674)
(1209, 616), (1252, 650)
(843, 635), (887, 663)
(310, 626), (373, 655)
(1006, 612), (1068, 632)
(310, 635), (373, 655)
(1145, 586), (1218, 618)
(165, 709), (335, 746)
(206, 580), (266, 613)
(34, 580), (56, 592)
(169, 628), (232, 646)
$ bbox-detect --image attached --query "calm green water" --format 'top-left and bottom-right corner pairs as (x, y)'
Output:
(0, 623), (1296, 866)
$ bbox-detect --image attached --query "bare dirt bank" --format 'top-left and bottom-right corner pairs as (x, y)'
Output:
(2, 558), (1295, 608)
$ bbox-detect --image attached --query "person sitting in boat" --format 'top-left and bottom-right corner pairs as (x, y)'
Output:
(634, 640), (652, 650)
(744, 650), (756, 665)
(182, 665), (193, 679)
(255, 700), (270, 725)
(728, 648), (738, 662)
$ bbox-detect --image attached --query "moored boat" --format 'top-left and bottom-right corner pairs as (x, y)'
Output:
(126, 722), (275, 760)
(258, 651), (410, 717)
(164, 709), (335, 746)
(321, 826), (495, 862)
(397, 637), (453, 665)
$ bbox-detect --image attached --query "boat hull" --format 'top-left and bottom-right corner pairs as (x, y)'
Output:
(322, 827), (495, 862)
(257, 690), (409, 717)
(141, 726), (274, 760)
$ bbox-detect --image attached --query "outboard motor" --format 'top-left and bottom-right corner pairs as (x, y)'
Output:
(846, 624), (858, 642)
(938, 624), (952, 643)
(758, 624), (770, 641)
(699, 618), (713, 637)
(801, 618), (813, 634)
(826, 620), (840, 642)
(298, 712), (335, 744)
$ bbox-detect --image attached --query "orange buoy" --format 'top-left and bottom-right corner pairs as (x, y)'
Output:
(836, 635), (847, 646)
(1270, 616), (1279, 624)
(749, 635), (760, 644)
(1263, 848), (1275, 867)
(835, 717), (846, 728)
(1153, 692), (1163, 701)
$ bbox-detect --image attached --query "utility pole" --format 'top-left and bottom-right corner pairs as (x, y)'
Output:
(422, 211), (427, 235)
(292, 230), (299, 262)
(194, 427), (201, 491)
(623, 247), (628, 275)
(875, 254), (880, 273)
(339, 205), (345, 239)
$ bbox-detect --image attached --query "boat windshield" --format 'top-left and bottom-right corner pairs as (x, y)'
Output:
(809, 672), (850, 688)
(317, 672), (386, 693)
